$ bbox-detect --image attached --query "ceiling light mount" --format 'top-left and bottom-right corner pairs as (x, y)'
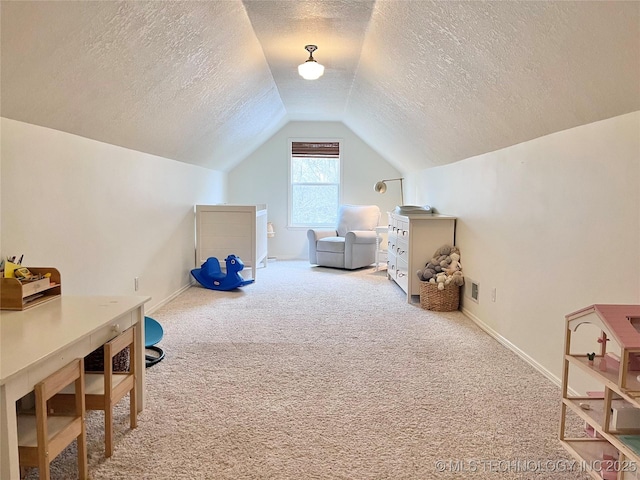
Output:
(298, 44), (325, 80)
(304, 44), (317, 58)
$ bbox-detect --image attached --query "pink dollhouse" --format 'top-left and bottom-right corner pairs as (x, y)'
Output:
(565, 304), (640, 393)
(560, 304), (640, 476)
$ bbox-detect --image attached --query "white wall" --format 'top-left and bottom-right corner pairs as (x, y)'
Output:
(1, 118), (225, 312)
(227, 121), (402, 259)
(413, 112), (640, 391)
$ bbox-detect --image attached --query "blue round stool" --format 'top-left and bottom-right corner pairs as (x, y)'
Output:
(145, 316), (165, 367)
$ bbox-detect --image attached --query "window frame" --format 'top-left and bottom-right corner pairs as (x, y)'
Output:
(288, 138), (343, 229)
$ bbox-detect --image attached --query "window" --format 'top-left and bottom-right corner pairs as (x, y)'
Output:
(289, 140), (341, 227)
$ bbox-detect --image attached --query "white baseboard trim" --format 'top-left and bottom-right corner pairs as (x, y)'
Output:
(146, 283), (193, 316)
(461, 307), (579, 396)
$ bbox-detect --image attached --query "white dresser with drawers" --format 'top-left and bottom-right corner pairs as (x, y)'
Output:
(386, 213), (456, 303)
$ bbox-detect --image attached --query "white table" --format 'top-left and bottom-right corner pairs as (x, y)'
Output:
(0, 295), (151, 479)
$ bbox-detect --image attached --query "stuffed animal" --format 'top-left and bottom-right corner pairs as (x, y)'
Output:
(432, 245), (453, 257)
(444, 252), (462, 275)
(417, 259), (445, 281)
(417, 244), (456, 281)
(416, 265), (437, 282)
(417, 245), (464, 288)
(450, 270), (464, 286)
(435, 273), (448, 290)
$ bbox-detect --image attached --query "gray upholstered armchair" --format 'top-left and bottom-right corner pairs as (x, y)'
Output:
(307, 204), (381, 270)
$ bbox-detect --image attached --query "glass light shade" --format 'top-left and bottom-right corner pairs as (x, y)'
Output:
(298, 59), (325, 80)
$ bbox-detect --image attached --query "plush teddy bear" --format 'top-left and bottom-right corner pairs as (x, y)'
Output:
(444, 252), (462, 275)
(432, 244), (458, 258)
(416, 248), (449, 281)
(435, 273), (448, 290)
(416, 265), (437, 282)
(450, 270), (464, 286)
(416, 257), (446, 281)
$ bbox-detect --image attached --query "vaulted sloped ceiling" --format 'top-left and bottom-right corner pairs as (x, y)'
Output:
(1, 1), (287, 171)
(344, 1), (640, 172)
(1, 1), (638, 173)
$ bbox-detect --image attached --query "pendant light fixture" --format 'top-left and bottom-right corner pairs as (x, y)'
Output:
(298, 45), (325, 80)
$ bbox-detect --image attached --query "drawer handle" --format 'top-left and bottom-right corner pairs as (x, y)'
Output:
(111, 324), (122, 334)
(398, 272), (406, 277)
(397, 249), (405, 255)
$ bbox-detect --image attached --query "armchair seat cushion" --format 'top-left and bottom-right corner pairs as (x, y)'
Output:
(317, 237), (346, 254)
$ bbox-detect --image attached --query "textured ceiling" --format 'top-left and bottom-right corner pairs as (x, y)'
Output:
(0, 1), (286, 171)
(1, 1), (639, 173)
(344, 0), (640, 172)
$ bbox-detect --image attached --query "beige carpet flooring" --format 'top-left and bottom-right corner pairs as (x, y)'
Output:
(29, 260), (590, 479)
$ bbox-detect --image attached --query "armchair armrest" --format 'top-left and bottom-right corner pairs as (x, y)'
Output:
(307, 229), (338, 263)
(343, 230), (378, 269)
(344, 230), (377, 244)
(307, 229), (338, 242)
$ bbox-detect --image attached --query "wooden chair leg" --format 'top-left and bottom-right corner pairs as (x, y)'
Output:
(77, 429), (88, 479)
(39, 455), (50, 480)
(130, 388), (137, 430)
(105, 407), (113, 458)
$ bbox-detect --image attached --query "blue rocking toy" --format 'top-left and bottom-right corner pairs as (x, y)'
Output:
(191, 254), (254, 291)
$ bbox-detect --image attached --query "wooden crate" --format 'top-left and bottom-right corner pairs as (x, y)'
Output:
(1, 267), (61, 310)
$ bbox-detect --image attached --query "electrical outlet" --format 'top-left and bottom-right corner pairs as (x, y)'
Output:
(134, 277), (139, 291)
(491, 288), (496, 302)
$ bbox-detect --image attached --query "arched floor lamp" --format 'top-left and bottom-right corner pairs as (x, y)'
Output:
(374, 178), (404, 205)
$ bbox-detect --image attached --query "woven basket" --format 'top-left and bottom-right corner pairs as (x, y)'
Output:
(84, 345), (130, 372)
(419, 281), (460, 312)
